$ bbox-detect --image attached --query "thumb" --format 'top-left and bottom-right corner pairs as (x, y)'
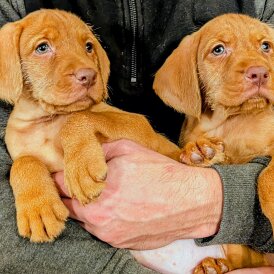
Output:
(102, 139), (144, 162)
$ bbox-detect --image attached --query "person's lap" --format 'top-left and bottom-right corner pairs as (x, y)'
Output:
(0, 175), (155, 274)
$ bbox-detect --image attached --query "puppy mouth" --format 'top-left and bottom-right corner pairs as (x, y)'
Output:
(240, 85), (274, 106)
(237, 96), (269, 113)
(51, 85), (93, 106)
(34, 84), (104, 114)
(218, 85), (274, 115)
(244, 96), (269, 106)
(239, 85), (273, 111)
(39, 96), (94, 114)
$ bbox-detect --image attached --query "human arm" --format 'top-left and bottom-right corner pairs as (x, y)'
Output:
(195, 157), (274, 253)
(54, 139), (274, 253)
(54, 139), (223, 250)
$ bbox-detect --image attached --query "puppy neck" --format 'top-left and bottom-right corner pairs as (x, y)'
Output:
(199, 106), (229, 132)
(11, 95), (60, 124)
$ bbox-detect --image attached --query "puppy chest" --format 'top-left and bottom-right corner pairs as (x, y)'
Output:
(208, 116), (274, 163)
(6, 119), (65, 172)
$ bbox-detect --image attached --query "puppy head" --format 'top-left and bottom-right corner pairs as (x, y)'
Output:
(0, 9), (110, 113)
(154, 14), (274, 117)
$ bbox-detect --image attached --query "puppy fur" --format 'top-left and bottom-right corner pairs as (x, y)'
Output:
(154, 14), (274, 273)
(0, 9), (180, 243)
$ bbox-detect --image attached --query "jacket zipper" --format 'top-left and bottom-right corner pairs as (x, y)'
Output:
(128, 0), (138, 84)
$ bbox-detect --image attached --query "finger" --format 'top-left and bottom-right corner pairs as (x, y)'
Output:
(62, 198), (90, 223)
(52, 172), (70, 197)
(102, 139), (145, 161)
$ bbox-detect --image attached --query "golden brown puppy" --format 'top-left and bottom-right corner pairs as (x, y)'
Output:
(154, 13), (274, 273)
(0, 9), (180, 243)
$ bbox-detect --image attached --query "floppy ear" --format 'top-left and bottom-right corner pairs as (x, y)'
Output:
(0, 22), (23, 104)
(153, 32), (202, 118)
(92, 36), (110, 98)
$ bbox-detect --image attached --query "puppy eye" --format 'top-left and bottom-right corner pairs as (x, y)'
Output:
(212, 45), (226, 56)
(261, 42), (271, 52)
(35, 43), (51, 54)
(86, 42), (93, 53)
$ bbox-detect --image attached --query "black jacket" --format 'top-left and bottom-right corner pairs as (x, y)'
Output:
(24, 0), (257, 142)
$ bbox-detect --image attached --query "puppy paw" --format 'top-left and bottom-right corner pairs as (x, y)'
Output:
(180, 138), (225, 167)
(16, 194), (69, 242)
(194, 258), (231, 274)
(65, 158), (107, 204)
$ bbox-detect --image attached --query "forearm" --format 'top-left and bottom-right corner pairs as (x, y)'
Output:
(54, 140), (225, 250)
(168, 164), (223, 240)
(196, 157), (274, 253)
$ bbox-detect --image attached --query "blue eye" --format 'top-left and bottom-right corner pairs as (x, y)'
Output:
(35, 43), (51, 54)
(212, 45), (226, 56)
(261, 42), (271, 52)
(86, 42), (93, 53)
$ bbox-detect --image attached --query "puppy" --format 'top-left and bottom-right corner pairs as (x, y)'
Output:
(0, 9), (180, 243)
(154, 13), (274, 273)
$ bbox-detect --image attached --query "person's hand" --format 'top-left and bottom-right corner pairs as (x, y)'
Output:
(54, 139), (223, 250)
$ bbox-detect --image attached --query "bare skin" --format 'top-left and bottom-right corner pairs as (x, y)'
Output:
(54, 140), (274, 273)
(54, 139), (223, 249)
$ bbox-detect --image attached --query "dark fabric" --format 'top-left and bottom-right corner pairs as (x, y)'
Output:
(196, 157), (274, 253)
(0, 0), (25, 25)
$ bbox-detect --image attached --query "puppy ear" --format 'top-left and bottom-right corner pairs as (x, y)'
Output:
(153, 33), (201, 118)
(92, 36), (110, 98)
(0, 22), (23, 104)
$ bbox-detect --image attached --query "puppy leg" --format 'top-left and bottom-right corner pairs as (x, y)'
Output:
(224, 244), (269, 269)
(60, 110), (181, 204)
(258, 157), (274, 233)
(194, 257), (231, 274)
(10, 156), (69, 242)
(194, 243), (269, 273)
(60, 111), (114, 204)
(180, 137), (226, 167)
(61, 131), (108, 205)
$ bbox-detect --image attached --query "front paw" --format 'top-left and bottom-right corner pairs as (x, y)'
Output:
(194, 257), (231, 274)
(16, 193), (69, 242)
(65, 158), (107, 205)
(180, 137), (225, 167)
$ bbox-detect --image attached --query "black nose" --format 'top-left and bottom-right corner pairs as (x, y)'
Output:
(245, 66), (269, 86)
(75, 68), (97, 88)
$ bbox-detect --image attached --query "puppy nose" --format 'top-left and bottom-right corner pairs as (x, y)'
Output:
(75, 68), (97, 87)
(245, 66), (269, 86)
